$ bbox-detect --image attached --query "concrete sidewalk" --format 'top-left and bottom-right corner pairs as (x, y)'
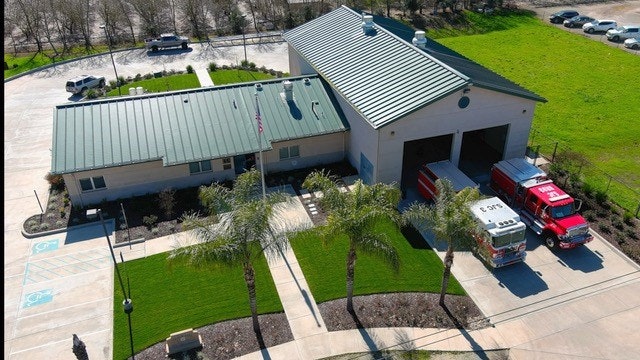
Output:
(195, 68), (214, 87)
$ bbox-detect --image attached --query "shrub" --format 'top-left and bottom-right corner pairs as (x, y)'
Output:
(151, 228), (160, 235)
(85, 88), (100, 99)
(56, 220), (66, 227)
(143, 215), (158, 229)
(594, 189), (608, 204)
(583, 210), (596, 222)
(208, 62), (218, 72)
(598, 223), (611, 234)
(240, 59), (250, 68)
(45, 172), (65, 190)
(611, 219), (624, 231)
(144, 73), (154, 80)
(186, 65), (194, 73)
(626, 228), (639, 240)
(134, 73), (143, 81)
(158, 187), (177, 219)
(623, 211), (636, 226)
(39, 223), (50, 231)
(581, 182), (596, 198)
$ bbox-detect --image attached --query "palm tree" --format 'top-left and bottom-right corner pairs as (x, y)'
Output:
(403, 178), (481, 306)
(168, 169), (292, 335)
(302, 170), (403, 313)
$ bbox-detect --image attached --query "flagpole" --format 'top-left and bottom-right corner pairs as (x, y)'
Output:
(256, 93), (266, 200)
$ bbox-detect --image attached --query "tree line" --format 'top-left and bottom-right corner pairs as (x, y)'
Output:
(4, 0), (487, 56)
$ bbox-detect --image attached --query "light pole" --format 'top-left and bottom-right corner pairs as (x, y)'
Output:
(241, 15), (247, 64)
(98, 210), (134, 359)
(100, 25), (121, 95)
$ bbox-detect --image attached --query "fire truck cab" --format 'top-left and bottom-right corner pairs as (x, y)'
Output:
(469, 197), (527, 268)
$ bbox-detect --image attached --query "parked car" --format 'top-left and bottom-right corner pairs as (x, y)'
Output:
(65, 75), (106, 95)
(145, 33), (189, 52)
(563, 15), (596, 28)
(582, 20), (618, 34)
(606, 25), (640, 42)
(624, 37), (640, 49)
(549, 10), (579, 24)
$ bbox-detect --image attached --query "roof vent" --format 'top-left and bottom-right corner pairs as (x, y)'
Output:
(412, 30), (427, 49)
(255, 83), (263, 91)
(361, 14), (374, 34)
(303, 78), (311, 85)
(283, 80), (293, 101)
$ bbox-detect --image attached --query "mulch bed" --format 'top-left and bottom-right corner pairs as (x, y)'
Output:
(134, 292), (489, 360)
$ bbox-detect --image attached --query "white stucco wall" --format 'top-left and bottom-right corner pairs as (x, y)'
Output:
(376, 86), (537, 185)
(64, 132), (348, 207)
(287, 45), (316, 76)
(330, 90), (378, 183)
(63, 159), (236, 208)
(261, 132), (347, 173)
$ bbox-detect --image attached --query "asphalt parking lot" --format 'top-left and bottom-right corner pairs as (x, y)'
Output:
(524, 0), (640, 54)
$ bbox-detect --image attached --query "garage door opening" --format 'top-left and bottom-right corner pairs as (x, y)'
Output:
(459, 125), (508, 179)
(401, 134), (453, 191)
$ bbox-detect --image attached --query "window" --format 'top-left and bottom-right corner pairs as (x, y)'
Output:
(189, 160), (212, 174)
(222, 157), (232, 170)
(79, 176), (106, 191)
(279, 145), (300, 160)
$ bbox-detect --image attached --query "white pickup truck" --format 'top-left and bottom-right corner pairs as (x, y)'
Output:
(145, 33), (189, 52)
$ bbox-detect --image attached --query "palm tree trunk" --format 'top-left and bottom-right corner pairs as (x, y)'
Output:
(244, 262), (260, 333)
(439, 246), (454, 306)
(346, 245), (357, 313)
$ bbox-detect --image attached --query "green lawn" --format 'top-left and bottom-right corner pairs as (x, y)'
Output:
(437, 13), (640, 212)
(289, 220), (466, 304)
(111, 251), (283, 360)
(106, 73), (200, 96)
(210, 68), (276, 84)
(103, 69), (276, 97)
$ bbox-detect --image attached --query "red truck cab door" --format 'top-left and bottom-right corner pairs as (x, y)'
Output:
(524, 193), (540, 216)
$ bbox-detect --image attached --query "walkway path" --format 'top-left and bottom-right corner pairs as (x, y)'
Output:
(194, 68), (214, 87)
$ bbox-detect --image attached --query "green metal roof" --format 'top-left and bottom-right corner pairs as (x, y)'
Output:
(283, 6), (545, 129)
(51, 75), (348, 174)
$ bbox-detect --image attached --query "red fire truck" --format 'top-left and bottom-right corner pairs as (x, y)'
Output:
(490, 158), (593, 250)
(417, 160), (527, 267)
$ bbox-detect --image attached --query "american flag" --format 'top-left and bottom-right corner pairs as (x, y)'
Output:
(255, 95), (263, 133)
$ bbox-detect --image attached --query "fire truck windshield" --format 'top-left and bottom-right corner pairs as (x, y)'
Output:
(550, 203), (575, 219)
(493, 228), (526, 248)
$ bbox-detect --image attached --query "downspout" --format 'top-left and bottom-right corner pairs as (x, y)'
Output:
(70, 172), (85, 209)
(375, 126), (380, 184)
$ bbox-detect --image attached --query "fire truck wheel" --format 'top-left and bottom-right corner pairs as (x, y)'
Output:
(544, 235), (558, 250)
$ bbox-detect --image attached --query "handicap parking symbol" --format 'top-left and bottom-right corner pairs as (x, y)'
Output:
(32, 239), (59, 255)
(23, 289), (53, 308)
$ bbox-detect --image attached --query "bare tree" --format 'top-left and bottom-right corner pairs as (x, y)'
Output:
(96, 0), (138, 45)
(176, 0), (209, 39)
(13, 0), (46, 53)
(128, 0), (172, 38)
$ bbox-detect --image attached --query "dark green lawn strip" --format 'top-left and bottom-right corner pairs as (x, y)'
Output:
(112, 251), (282, 360)
(290, 219), (465, 304)
(210, 69), (275, 84)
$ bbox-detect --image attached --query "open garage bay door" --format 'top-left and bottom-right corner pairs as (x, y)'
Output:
(401, 134), (453, 191)
(459, 125), (508, 180)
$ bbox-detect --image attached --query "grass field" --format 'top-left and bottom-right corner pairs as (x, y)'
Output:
(436, 13), (640, 213)
(104, 69), (276, 96)
(289, 220), (466, 304)
(111, 251), (283, 360)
